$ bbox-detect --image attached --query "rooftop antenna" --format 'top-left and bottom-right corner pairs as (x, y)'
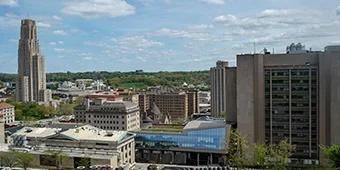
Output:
(272, 48), (275, 54)
(253, 42), (256, 54)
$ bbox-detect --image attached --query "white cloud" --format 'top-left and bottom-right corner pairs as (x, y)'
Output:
(53, 48), (65, 52)
(201, 0), (225, 5)
(61, 0), (135, 19)
(259, 9), (298, 18)
(82, 56), (93, 60)
(52, 15), (62, 21)
(53, 30), (67, 35)
(37, 22), (51, 28)
(114, 35), (163, 49)
(0, 13), (20, 28)
(152, 26), (213, 41)
(49, 41), (63, 46)
(214, 15), (237, 23)
(0, 0), (16, 6)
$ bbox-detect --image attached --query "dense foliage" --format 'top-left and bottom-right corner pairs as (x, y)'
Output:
(227, 129), (295, 169)
(0, 71), (210, 90)
(321, 144), (340, 168)
(7, 100), (59, 121)
(0, 151), (34, 169)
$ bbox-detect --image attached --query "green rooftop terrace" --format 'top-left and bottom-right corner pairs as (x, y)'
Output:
(141, 124), (184, 133)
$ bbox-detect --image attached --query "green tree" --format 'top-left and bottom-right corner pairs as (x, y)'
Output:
(79, 157), (91, 169)
(267, 139), (295, 170)
(46, 150), (66, 170)
(253, 143), (267, 168)
(0, 151), (17, 168)
(15, 152), (34, 170)
(227, 129), (248, 167)
(321, 144), (340, 168)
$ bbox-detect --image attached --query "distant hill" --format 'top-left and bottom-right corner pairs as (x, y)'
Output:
(0, 71), (210, 90)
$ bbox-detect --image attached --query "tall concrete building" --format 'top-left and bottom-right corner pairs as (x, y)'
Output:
(210, 61), (237, 124)
(16, 19), (50, 103)
(237, 44), (340, 164)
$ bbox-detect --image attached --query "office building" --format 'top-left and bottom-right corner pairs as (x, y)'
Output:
(16, 19), (50, 103)
(74, 98), (140, 131)
(139, 87), (199, 122)
(135, 116), (230, 166)
(237, 44), (340, 164)
(0, 102), (15, 124)
(8, 125), (135, 169)
(210, 61), (237, 124)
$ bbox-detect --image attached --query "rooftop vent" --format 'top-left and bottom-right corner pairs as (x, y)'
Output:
(105, 132), (113, 137)
(25, 128), (33, 133)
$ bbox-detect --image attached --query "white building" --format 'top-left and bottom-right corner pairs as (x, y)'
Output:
(75, 98), (140, 131)
(0, 102), (15, 124)
(9, 125), (135, 169)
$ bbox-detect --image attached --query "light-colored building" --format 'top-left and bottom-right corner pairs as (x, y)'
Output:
(16, 19), (50, 103)
(198, 91), (211, 113)
(236, 45), (340, 164)
(8, 125), (135, 169)
(75, 98), (140, 131)
(210, 61), (237, 123)
(0, 102), (15, 124)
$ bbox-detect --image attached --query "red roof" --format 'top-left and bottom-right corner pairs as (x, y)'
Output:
(0, 102), (14, 109)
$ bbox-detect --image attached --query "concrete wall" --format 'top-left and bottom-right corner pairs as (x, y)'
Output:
(225, 67), (237, 124)
(237, 54), (256, 143)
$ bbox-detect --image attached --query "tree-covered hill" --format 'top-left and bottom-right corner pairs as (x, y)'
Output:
(0, 71), (210, 90)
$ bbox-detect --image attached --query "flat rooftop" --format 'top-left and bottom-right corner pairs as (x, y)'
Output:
(14, 127), (60, 138)
(12, 125), (134, 143)
(61, 125), (129, 142)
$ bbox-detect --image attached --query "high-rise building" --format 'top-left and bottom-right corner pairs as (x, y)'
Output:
(210, 61), (237, 124)
(16, 19), (50, 103)
(236, 45), (340, 164)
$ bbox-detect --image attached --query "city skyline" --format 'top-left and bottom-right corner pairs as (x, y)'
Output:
(0, 0), (340, 73)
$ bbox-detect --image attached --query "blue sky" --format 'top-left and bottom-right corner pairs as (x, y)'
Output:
(0, 0), (340, 73)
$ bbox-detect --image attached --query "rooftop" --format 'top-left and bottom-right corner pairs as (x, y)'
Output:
(12, 125), (134, 143)
(183, 116), (226, 131)
(0, 102), (14, 109)
(14, 127), (60, 138)
(61, 125), (129, 142)
(142, 124), (184, 133)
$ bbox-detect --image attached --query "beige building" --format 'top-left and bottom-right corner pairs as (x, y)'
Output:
(210, 61), (237, 124)
(8, 125), (135, 169)
(236, 45), (340, 164)
(16, 19), (50, 103)
(0, 102), (15, 124)
(75, 98), (140, 131)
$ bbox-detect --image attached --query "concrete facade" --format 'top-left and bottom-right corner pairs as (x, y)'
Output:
(0, 102), (15, 124)
(16, 19), (50, 103)
(75, 98), (140, 131)
(210, 61), (237, 124)
(236, 45), (340, 163)
(9, 125), (135, 169)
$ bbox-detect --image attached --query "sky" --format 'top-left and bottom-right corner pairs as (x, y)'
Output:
(0, 0), (340, 73)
